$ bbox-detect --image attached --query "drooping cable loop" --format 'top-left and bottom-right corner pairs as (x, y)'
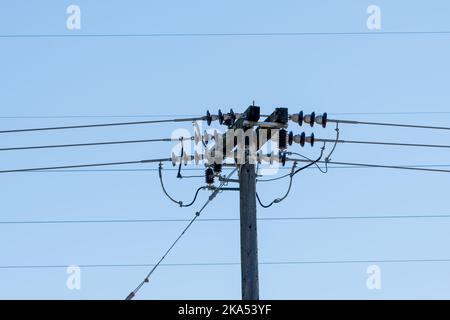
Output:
(256, 144), (326, 208)
(158, 162), (206, 208)
(256, 162), (297, 208)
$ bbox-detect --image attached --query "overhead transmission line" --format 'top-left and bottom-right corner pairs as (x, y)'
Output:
(4, 109), (450, 135)
(315, 138), (450, 149)
(125, 168), (238, 300)
(0, 158), (171, 174)
(293, 111), (450, 131)
(0, 117), (204, 134)
(2, 157), (450, 175)
(328, 111), (450, 116)
(327, 118), (450, 131)
(0, 109), (264, 134)
(0, 137), (190, 152)
(4, 105), (450, 297)
(2, 30), (450, 39)
(3, 136), (450, 153)
(2, 164), (450, 174)
(4, 213), (450, 225)
(287, 158), (450, 174)
(2, 110), (450, 120)
(0, 114), (201, 119)
(3, 258), (450, 270)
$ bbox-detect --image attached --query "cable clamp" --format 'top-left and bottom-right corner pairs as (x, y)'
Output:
(289, 161), (298, 177)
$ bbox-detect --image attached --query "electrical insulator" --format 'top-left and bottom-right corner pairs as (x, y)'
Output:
(292, 111), (327, 128)
(268, 152), (276, 165)
(304, 112), (315, 127)
(218, 109), (224, 125)
(298, 132), (306, 147)
(222, 109), (236, 127)
(315, 112), (328, 128)
(171, 152), (184, 166)
(256, 151), (271, 164)
(213, 163), (222, 174)
(230, 109), (236, 124)
(183, 152), (190, 165)
(306, 133), (315, 147)
(204, 130), (213, 145)
(213, 130), (222, 142)
(206, 110), (213, 126)
(171, 152), (191, 166)
(205, 168), (215, 185)
(194, 151), (204, 165)
(267, 154), (273, 165)
(278, 129), (288, 150)
(288, 131), (294, 146)
(195, 129), (215, 145)
(256, 151), (266, 164)
(293, 132), (315, 147)
(171, 152), (178, 166)
(291, 111), (304, 126)
(194, 129), (202, 145)
(257, 152), (283, 165)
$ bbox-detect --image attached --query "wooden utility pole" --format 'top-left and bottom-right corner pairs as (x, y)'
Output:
(235, 105), (288, 300)
(215, 104), (287, 300)
(239, 162), (259, 300)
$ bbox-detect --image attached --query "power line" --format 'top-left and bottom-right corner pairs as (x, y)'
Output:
(2, 110), (450, 119)
(257, 148), (325, 208)
(329, 118), (450, 131)
(3, 112), (450, 135)
(3, 214), (450, 225)
(0, 117), (203, 134)
(158, 162), (207, 207)
(125, 168), (238, 300)
(0, 114), (201, 119)
(2, 135), (449, 161)
(288, 158), (450, 174)
(2, 258), (450, 270)
(2, 30), (450, 39)
(3, 164), (450, 173)
(0, 137), (185, 152)
(329, 111), (450, 116)
(316, 138), (450, 150)
(2, 161), (450, 175)
(0, 158), (171, 174)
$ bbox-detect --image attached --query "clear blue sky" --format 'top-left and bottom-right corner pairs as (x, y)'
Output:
(1, 0), (450, 299)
